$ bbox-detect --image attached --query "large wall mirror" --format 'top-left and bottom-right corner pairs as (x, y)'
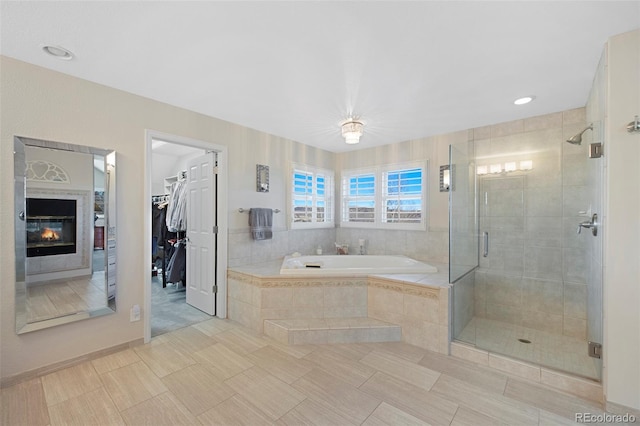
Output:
(14, 136), (116, 334)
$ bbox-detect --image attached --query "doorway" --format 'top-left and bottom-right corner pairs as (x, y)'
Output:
(144, 131), (228, 342)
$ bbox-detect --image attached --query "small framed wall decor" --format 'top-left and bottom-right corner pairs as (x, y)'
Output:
(256, 164), (269, 192)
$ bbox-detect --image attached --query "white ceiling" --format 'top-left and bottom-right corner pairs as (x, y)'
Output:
(1, 1), (638, 153)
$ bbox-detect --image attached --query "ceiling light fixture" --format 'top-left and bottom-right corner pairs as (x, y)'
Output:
(514, 96), (535, 105)
(42, 45), (74, 60)
(341, 118), (364, 144)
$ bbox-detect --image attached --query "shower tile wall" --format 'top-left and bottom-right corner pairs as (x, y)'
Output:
(474, 108), (592, 340)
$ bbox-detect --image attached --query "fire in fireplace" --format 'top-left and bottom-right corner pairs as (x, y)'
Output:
(26, 198), (77, 257)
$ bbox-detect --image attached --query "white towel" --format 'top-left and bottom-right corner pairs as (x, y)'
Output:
(249, 208), (273, 240)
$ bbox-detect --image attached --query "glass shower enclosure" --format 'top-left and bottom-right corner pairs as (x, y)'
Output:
(449, 113), (603, 381)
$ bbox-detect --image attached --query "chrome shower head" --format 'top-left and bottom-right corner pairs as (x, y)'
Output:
(566, 124), (593, 145)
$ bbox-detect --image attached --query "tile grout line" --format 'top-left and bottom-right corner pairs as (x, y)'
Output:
(359, 400), (384, 426)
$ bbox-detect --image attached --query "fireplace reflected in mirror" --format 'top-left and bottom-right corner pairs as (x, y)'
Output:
(26, 198), (77, 257)
(14, 136), (116, 334)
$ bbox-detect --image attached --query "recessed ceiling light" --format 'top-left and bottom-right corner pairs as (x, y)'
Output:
(42, 45), (74, 60)
(514, 96), (535, 105)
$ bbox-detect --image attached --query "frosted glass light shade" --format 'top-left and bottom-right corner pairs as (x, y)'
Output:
(520, 160), (533, 170)
(341, 120), (364, 144)
(504, 162), (517, 172)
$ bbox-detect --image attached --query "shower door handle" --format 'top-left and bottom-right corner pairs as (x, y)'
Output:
(577, 213), (598, 236)
(483, 232), (489, 257)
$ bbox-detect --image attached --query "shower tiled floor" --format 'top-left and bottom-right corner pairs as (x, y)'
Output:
(457, 317), (599, 380)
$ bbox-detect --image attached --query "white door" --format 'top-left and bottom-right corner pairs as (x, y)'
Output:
(186, 152), (217, 315)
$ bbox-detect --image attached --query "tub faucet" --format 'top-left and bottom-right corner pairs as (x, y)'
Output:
(334, 243), (349, 255)
(358, 239), (366, 255)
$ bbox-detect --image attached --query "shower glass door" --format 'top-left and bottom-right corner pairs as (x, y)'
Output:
(449, 144), (478, 283)
(450, 112), (603, 381)
(449, 143), (479, 341)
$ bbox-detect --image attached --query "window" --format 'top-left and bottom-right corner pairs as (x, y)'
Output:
(290, 164), (334, 229)
(383, 168), (423, 224)
(343, 173), (376, 222)
(341, 162), (426, 229)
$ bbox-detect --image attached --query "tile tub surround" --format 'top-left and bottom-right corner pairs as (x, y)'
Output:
(227, 261), (450, 354)
(367, 275), (450, 354)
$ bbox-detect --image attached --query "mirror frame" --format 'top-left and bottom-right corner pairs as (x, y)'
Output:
(439, 164), (450, 192)
(256, 164), (269, 192)
(14, 136), (116, 334)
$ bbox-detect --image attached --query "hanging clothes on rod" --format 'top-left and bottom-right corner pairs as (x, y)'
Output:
(165, 238), (186, 286)
(166, 172), (188, 232)
(152, 194), (170, 207)
(151, 195), (177, 282)
(152, 195), (170, 241)
(161, 171), (187, 287)
(151, 195), (168, 259)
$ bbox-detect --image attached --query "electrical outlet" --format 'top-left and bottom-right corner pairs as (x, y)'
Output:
(130, 304), (140, 322)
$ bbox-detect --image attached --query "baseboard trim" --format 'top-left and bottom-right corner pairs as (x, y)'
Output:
(605, 401), (640, 419)
(0, 338), (144, 388)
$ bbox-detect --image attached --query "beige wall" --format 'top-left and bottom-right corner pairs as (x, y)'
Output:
(603, 29), (640, 411)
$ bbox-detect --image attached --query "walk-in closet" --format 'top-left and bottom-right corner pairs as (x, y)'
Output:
(150, 139), (216, 336)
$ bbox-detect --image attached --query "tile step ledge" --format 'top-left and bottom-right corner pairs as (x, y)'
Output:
(264, 317), (402, 345)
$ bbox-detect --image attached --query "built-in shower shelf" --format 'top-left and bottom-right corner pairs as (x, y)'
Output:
(264, 317), (401, 345)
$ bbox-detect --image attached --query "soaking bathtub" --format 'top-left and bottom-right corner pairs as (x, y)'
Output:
(279, 254), (438, 275)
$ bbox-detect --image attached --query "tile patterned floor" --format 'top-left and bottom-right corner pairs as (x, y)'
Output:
(24, 249), (108, 324)
(457, 317), (599, 380)
(151, 276), (211, 337)
(2, 318), (609, 425)
(26, 272), (107, 323)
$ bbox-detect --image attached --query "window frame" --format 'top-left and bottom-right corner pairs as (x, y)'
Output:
(340, 170), (377, 226)
(340, 160), (427, 230)
(289, 163), (335, 230)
